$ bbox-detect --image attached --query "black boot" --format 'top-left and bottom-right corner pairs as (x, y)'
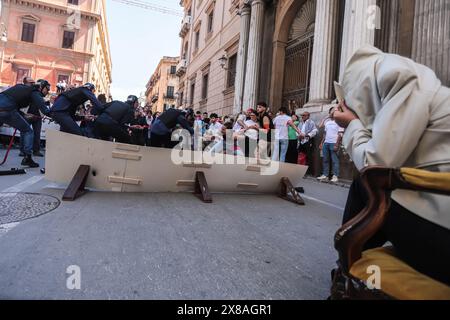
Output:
(21, 155), (39, 168)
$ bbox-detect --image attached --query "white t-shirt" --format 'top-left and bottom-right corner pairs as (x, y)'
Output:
(324, 119), (344, 144)
(209, 121), (223, 133)
(273, 114), (291, 140)
(233, 114), (246, 132)
(244, 119), (259, 140)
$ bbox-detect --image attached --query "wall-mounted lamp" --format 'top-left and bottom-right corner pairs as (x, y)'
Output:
(218, 53), (228, 70)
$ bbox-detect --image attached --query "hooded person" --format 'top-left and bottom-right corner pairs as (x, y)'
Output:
(334, 45), (450, 285)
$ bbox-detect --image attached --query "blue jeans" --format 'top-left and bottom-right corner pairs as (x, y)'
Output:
(322, 143), (340, 177)
(0, 110), (33, 155)
(272, 139), (289, 162)
(20, 118), (42, 153)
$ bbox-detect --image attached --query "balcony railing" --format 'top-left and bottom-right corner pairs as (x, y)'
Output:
(164, 94), (175, 100)
(179, 16), (192, 38)
(176, 59), (188, 77)
(151, 94), (159, 103)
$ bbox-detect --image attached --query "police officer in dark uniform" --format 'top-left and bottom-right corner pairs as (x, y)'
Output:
(50, 83), (104, 136)
(94, 95), (138, 144)
(23, 79), (51, 157)
(0, 79), (51, 167)
(150, 107), (194, 148)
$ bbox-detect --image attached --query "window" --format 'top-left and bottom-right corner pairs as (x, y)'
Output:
(170, 66), (177, 75)
(227, 54), (237, 88)
(21, 23), (35, 43)
(190, 82), (195, 105)
(62, 30), (75, 49)
(207, 10), (214, 33)
(179, 91), (184, 106)
(166, 86), (175, 99)
(183, 42), (189, 59)
(68, 0), (79, 4)
(195, 30), (200, 49)
(58, 74), (70, 84)
(202, 73), (209, 100)
(16, 68), (30, 84)
(163, 104), (169, 111)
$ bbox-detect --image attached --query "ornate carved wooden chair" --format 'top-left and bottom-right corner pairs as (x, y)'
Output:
(331, 167), (450, 300)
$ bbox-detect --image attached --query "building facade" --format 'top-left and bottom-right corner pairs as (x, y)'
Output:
(0, 0), (112, 96)
(145, 56), (179, 113)
(178, 0), (449, 115)
(177, 0), (241, 116)
(178, 0), (449, 178)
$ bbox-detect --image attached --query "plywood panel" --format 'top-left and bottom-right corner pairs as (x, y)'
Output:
(45, 130), (308, 194)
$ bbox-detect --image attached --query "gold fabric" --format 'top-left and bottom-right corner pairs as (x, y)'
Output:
(350, 247), (450, 300)
(401, 168), (450, 193)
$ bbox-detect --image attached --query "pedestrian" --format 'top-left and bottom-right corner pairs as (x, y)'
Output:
(150, 108), (194, 148)
(318, 107), (344, 183)
(298, 111), (318, 170)
(242, 109), (259, 158)
(256, 102), (274, 158)
(0, 79), (51, 167)
(94, 95), (137, 144)
(286, 114), (300, 164)
(334, 45), (450, 285)
(272, 107), (300, 162)
(50, 83), (105, 136)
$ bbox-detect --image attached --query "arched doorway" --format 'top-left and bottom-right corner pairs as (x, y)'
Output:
(281, 0), (316, 112)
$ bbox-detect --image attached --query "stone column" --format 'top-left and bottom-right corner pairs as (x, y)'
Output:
(412, 0), (450, 86)
(306, 0), (340, 106)
(233, 3), (251, 114)
(243, 0), (265, 109)
(339, 0), (377, 80)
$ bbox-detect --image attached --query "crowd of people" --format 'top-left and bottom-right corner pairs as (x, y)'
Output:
(0, 77), (344, 182)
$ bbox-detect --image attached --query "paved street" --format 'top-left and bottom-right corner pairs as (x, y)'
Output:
(0, 149), (348, 300)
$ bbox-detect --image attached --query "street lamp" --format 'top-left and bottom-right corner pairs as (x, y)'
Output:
(218, 53), (228, 70)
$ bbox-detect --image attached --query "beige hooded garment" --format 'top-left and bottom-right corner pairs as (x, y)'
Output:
(341, 45), (450, 230)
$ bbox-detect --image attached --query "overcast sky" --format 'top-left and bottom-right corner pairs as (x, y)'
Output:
(106, 0), (182, 101)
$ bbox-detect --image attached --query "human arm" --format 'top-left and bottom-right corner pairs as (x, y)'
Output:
(177, 115), (194, 135)
(288, 120), (301, 135)
(84, 89), (105, 115)
(30, 91), (50, 116)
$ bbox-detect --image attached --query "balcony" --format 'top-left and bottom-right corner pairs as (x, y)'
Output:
(179, 16), (192, 38)
(151, 94), (159, 103)
(176, 59), (188, 77)
(164, 94), (176, 100)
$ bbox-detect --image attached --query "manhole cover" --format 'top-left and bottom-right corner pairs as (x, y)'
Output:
(0, 193), (60, 224)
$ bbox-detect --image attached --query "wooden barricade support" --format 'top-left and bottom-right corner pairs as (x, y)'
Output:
(279, 177), (305, 206)
(62, 165), (90, 201)
(194, 171), (212, 203)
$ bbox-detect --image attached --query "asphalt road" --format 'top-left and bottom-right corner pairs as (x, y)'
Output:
(0, 147), (348, 300)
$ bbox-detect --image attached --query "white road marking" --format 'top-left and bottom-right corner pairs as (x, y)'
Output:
(0, 222), (20, 238)
(0, 175), (45, 236)
(301, 194), (345, 211)
(1, 175), (44, 193)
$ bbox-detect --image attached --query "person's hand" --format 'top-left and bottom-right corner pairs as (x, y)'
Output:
(333, 144), (339, 152)
(333, 101), (358, 128)
(319, 143), (323, 150)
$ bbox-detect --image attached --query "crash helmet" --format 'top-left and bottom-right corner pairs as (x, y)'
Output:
(35, 79), (51, 91)
(126, 95), (139, 105)
(83, 83), (96, 92)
